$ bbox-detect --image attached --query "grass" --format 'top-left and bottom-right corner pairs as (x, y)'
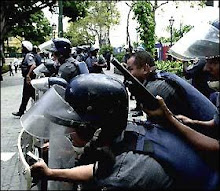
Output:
(2, 64), (9, 73)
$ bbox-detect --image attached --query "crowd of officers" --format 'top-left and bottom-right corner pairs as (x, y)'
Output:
(14, 19), (219, 191)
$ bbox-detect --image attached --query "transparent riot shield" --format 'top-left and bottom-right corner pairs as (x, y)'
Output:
(19, 85), (82, 190)
(18, 127), (78, 190)
(47, 131), (76, 190)
(17, 129), (32, 190)
(169, 22), (219, 61)
(20, 85), (81, 139)
(17, 129), (45, 190)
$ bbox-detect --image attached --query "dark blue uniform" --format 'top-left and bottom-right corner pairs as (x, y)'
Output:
(58, 57), (89, 83)
(184, 59), (214, 98)
(95, 151), (173, 190)
(18, 53), (36, 115)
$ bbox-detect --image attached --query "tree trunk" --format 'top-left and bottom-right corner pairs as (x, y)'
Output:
(126, 7), (132, 50)
(107, 27), (111, 45)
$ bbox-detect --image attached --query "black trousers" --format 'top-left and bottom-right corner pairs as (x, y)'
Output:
(18, 78), (35, 114)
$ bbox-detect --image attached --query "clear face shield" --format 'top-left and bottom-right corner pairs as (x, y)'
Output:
(169, 23), (219, 61)
(20, 85), (86, 190)
(20, 85), (81, 139)
(39, 40), (55, 52)
(33, 64), (49, 76)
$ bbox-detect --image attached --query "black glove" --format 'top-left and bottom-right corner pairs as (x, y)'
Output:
(94, 146), (115, 178)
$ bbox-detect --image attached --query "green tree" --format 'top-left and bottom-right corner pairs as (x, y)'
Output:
(0, 0), (56, 69)
(173, 25), (193, 42)
(157, 24), (193, 44)
(0, 0), (56, 43)
(132, 1), (155, 55)
(65, 18), (96, 46)
(65, 1), (120, 48)
(86, 1), (120, 47)
(129, 0), (206, 55)
(9, 11), (52, 45)
(62, 1), (90, 22)
(99, 44), (114, 56)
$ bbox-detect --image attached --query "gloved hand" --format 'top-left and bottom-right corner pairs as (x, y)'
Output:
(30, 158), (50, 183)
(77, 129), (116, 178)
(93, 146), (115, 179)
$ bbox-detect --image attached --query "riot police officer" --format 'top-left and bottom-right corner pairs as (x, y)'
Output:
(24, 74), (173, 190)
(76, 46), (86, 62)
(48, 38), (89, 83)
(23, 74), (219, 190)
(85, 46), (107, 73)
(145, 18), (220, 173)
(12, 41), (36, 117)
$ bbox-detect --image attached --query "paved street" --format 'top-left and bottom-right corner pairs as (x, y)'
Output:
(0, 64), (145, 190)
(1, 69), (25, 190)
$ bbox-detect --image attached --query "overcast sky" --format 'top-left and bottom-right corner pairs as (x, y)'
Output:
(43, 1), (219, 47)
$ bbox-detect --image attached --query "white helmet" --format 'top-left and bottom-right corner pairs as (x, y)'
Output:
(22, 41), (33, 51)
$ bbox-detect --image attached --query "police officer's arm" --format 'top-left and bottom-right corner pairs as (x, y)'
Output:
(26, 63), (36, 84)
(26, 54), (37, 83)
(144, 96), (219, 153)
(27, 63), (36, 77)
(175, 115), (216, 129)
(31, 159), (94, 182)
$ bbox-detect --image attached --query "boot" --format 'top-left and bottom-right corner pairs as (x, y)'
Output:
(12, 112), (24, 117)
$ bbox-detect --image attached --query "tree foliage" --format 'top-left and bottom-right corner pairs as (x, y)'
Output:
(157, 24), (193, 44)
(132, 1), (155, 55)
(10, 11), (52, 45)
(156, 60), (183, 76)
(86, 1), (120, 47)
(130, 0), (206, 55)
(65, 18), (96, 47)
(62, 1), (90, 22)
(99, 44), (114, 56)
(65, 1), (120, 48)
(0, 0), (56, 43)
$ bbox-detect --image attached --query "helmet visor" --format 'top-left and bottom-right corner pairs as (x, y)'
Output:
(39, 40), (57, 53)
(169, 23), (219, 61)
(20, 85), (81, 139)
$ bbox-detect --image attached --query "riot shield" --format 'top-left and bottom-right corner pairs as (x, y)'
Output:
(169, 23), (219, 61)
(47, 131), (76, 190)
(20, 85), (84, 190)
(20, 85), (81, 139)
(17, 129), (44, 190)
(18, 128), (78, 190)
(17, 129), (32, 190)
(33, 64), (49, 78)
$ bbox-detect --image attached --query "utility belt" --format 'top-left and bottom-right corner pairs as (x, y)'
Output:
(21, 65), (36, 79)
(21, 65), (29, 77)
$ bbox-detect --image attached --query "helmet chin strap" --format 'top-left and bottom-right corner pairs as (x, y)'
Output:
(71, 145), (84, 159)
(58, 55), (66, 64)
(68, 128), (102, 160)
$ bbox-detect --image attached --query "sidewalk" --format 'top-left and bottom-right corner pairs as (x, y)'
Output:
(1, 70), (24, 190)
